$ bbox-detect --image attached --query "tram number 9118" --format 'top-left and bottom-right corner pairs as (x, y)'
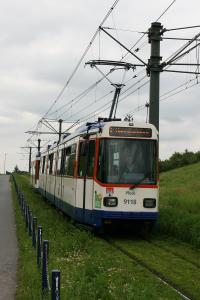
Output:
(124, 199), (136, 205)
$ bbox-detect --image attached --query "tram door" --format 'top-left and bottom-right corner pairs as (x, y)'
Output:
(76, 140), (95, 223)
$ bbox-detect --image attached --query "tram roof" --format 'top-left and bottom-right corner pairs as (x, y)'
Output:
(40, 120), (158, 154)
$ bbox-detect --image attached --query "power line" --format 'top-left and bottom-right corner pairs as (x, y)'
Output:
(49, 66), (146, 120)
(124, 76), (200, 117)
(42, 0), (121, 119)
(164, 25), (200, 32)
(155, 0), (176, 22)
(62, 72), (148, 121)
(163, 31), (200, 66)
(77, 79), (150, 123)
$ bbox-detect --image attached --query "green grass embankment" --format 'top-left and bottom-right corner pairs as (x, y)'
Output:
(12, 175), (182, 300)
(159, 162), (200, 247)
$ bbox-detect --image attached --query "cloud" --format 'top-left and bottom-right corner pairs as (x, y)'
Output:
(1, 0), (200, 172)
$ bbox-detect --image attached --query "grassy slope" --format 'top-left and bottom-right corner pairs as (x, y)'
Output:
(12, 174), (182, 300)
(158, 162), (200, 247)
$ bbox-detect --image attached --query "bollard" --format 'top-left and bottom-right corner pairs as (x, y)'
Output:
(28, 210), (32, 236)
(51, 270), (60, 300)
(21, 194), (24, 211)
(42, 240), (50, 293)
(23, 201), (26, 218)
(18, 190), (21, 202)
(17, 187), (20, 198)
(32, 217), (37, 249)
(25, 205), (29, 229)
(37, 225), (42, 267)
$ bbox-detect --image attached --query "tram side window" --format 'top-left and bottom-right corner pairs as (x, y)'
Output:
(78, 141), (95, 177)
(78, 143), (87, 177)
(60, 148), (66, 175)
(88, 141), (95, 177)
(66, 144), (76, 176)
(49, 153), (54, 175)
(42, 156), (46, 174)
(57, 151), (62, 175)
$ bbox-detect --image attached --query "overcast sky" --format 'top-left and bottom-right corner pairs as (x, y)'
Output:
(1, 0), (200, 172)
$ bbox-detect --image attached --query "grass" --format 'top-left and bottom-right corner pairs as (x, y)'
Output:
(112, 237), (200, 299)
(158, 162), (200, 247)
(12, 174), (182, 300)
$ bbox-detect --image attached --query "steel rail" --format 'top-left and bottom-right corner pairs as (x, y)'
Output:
(103, 237), (193, 300)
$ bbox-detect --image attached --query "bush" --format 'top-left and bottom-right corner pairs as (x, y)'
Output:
(160, 149), (200, 172)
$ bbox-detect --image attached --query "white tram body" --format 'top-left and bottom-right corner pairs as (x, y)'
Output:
(34, 120), (159, 228)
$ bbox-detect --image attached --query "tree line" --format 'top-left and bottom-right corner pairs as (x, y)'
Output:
(159, 149), (200, 173)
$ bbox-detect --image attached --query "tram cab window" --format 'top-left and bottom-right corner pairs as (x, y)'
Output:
(97, 138), (157, 184)
(78, 140), (95, 177)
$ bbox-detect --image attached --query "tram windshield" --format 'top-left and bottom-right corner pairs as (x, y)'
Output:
(97, 138), (157, 184)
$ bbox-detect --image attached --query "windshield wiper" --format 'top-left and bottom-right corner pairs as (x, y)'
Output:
(129, 175), (147, 190)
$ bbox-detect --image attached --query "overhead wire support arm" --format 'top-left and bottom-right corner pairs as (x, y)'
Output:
(163, 25), (200, 33)
(163, 70), (200, 75)
(163, 31), (200, 67)
(85, 60), (143, 69)
(99, 27), (147, 66)
(42, 119), (58, 134)
(25, 131), (62, 135)
(167, 63), (200, 66)
(163, 37), (200, 42)
(93, 65), (114, 85)
(166, 41), (200, 65)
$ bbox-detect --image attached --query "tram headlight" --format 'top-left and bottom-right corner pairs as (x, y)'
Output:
(103, 197), (118, 207)
(143, 198), (156, 208)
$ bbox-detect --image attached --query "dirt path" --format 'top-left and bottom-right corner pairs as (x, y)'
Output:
(0, 175), (18, 300)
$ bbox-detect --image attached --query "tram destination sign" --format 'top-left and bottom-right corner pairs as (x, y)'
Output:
(109, 127), (152, 138)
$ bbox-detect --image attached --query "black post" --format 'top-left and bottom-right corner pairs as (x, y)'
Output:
(23, 201), (27, 219)
(29, 147), (32, 174)
(32, 217), (37, 249)
(58, 119), (63, 143)
(25, 205), (29, 229)
(21, 195), (24, 211)
(38, 139), (41, 154)
(42, 240), (50, 293)
(28, 210), (32, 236)
(37, 225), (42, 267)
(52, 270), (60, 300)
(148, 22), (163, 131)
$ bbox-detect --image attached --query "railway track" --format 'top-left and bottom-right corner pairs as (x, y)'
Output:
(102, 234), (200, 300)
(145, 237), (200, 270)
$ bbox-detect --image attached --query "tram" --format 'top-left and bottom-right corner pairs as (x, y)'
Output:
(32, 118), (159, 229)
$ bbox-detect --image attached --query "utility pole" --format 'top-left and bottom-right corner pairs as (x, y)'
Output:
(4, 153), (7, 174)
(37, 139), (41, 156)
(28, 147), (32, 174)
(58, 119), (63, 143)
(148, 22), (163, 131)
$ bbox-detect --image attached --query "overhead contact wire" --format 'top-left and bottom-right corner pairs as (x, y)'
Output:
(42, 0), (121, 119)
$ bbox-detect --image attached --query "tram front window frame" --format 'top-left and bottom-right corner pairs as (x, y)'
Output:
(97, 138), (157, 185)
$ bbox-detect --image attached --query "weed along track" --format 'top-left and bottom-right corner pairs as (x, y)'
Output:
(103, 236), (200, 300)
(145, 237), (200, 270)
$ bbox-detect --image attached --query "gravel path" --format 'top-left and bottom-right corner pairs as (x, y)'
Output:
(0, 175), (18, 300)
